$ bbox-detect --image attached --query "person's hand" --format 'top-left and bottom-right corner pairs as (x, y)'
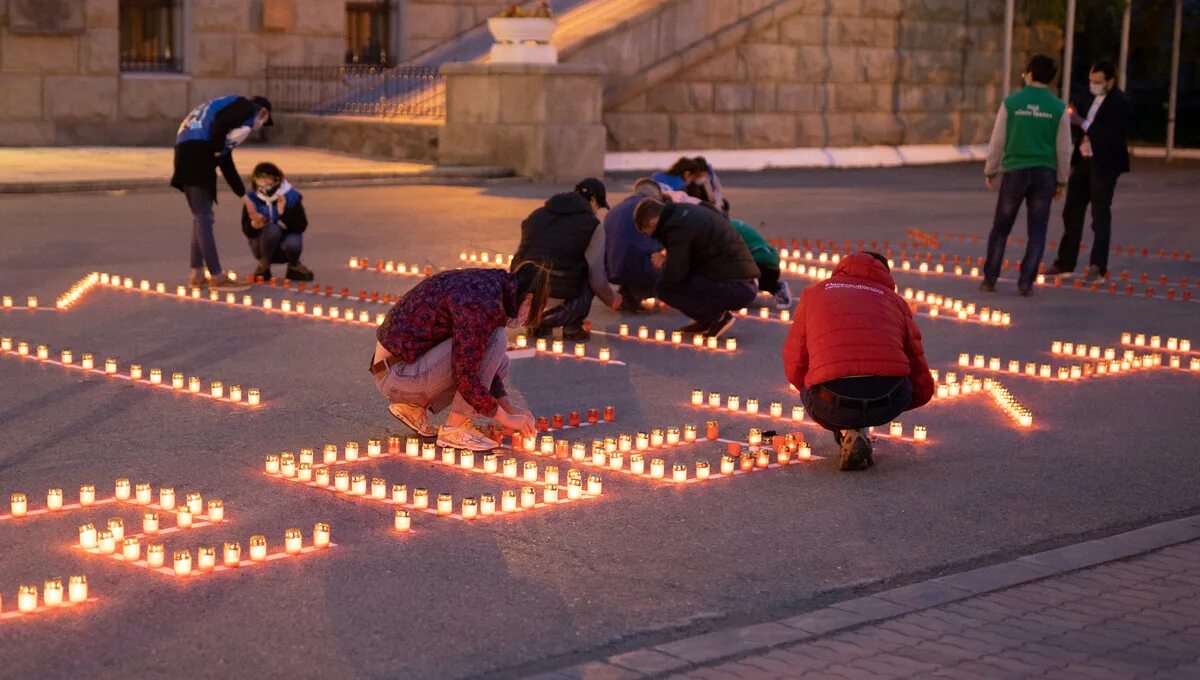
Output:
(275, 194), (287, 214)
(249, 212), (267, 229)
(496, 407), (535, 438)
(650, 251), (666, 268)
(609, 293), (623, 310)
(984, 176), (994, 190)
(1054, 187), (1064, 200)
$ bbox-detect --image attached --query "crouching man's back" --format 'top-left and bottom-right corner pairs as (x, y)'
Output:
(783, 252), (934, 471)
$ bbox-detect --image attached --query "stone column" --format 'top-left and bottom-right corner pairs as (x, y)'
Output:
(439, 63), (605, 181)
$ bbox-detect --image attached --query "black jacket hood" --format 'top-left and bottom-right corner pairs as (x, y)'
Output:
(544, 191), (593, 216)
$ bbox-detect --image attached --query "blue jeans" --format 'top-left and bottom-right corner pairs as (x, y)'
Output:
(373, 329), (510, 418)
(184, 185), (221, 275)
(983, 167), (1057, 290)
(248, 221), (303, 266)
(656, 275), (758, 326)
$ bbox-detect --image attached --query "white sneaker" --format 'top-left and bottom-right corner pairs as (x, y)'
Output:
(437, 423), (498, 451)
(389, 403), (436, 437)
(773, 281), (793, 308)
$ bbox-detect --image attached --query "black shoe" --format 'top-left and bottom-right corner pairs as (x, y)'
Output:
(1043, 264), (1068, 277)
(562, 326), (591, 341)
(677, 320), (709, 335)
(706, 312), (736, 338)
(286, 263), (314, 281)
(252, 264), (271, 282)
(617, 287), (643, 313)
(1018, 287), (1033, 297)
(532, 326), (554, 339)
(979, 280), (996, 293)
(838, 429), (873, 472)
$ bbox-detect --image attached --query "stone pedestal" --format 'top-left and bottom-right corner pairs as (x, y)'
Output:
(439, 62), (605, 181)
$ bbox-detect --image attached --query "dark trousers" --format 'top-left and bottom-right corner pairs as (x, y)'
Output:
(757, 262), (781, 295)
(983, 167), (1057, 290)
(1056, 159), (1119, 276)
(801, 377), (913, 433)
(613, 270), (660, 304)
(538, 277), (594, 333)
(184, 185), (221, 275)
(656, 274), (758, 325)
(248, 221), (303, 267)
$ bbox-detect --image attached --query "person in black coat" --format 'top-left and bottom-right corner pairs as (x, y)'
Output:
(633, 198), (759, 338)
(1046, 60), (1130, 281)
(511, 178), (620, 340)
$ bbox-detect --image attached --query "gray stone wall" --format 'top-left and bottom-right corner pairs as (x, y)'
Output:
(403, 0), (512, 60)
(0, 0), (343, 146)
(270, 113), (440, 161)
(599, 0), (1062, 151)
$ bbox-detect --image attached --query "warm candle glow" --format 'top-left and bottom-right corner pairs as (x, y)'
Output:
(79, 523), (97, 548)
(249, 535), (267, 561)
(285, 528), (303, 554)
(68, 575), (88, 603)
(18, 584), (38, 613)
(147, 543), (165, 568)
(174, 550), (193, 577)
(122, 537), (141, 562)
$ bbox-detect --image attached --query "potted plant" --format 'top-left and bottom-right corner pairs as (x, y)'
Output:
(487, 2), (557, 64)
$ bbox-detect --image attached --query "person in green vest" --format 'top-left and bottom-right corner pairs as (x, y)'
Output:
(980, 54), (1072, 297)
(730, 219), (792, 308)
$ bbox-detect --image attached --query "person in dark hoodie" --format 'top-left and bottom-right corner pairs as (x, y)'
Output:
(783, 252), (935, 471)
(632, 198), (758, 337)
(240, 162), (314, 282)
(512, 178), (621, 340)
(170, 94), (273, 291)
(604, 177), (666, 312)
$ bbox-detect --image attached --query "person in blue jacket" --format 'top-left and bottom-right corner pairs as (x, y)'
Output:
(651, 156), (726, 212)
(604, 178), (666, 311)
(170, 94), (273, 290)
(240, 163), (314, 282)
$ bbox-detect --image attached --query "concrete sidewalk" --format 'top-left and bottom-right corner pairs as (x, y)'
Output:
(0, 146), (511, 193)
(545, 515), (1200, 679)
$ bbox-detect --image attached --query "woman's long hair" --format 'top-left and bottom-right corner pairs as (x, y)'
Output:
(665, 156), (707, 178)
(511, 260), (551, 328)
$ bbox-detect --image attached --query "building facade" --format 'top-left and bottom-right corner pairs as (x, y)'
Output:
(0, 0), (502, 145)
(0, 0), (1060, 152)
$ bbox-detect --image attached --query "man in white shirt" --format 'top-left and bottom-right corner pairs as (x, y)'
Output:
(1046, 60), (1131, 282)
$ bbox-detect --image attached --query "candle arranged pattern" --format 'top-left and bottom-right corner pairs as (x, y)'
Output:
(0, 576), (95, 620)
(510, 335), (624, 365)
(346, 252), (512, 278)
(3, 478), (226, 524)
(262, 436), (603, 522)
(505, 424), (819, 484)
(959, 349), (1177, 382)
(1120, 332), (1197, 356)
(79, 525), (332, 579)
(685, 390), (930, 443)
(593, 324), (738, 353)
(0, 336), (261, 408)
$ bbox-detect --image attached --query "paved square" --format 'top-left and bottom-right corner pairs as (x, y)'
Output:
(0, 161), (1197, 678)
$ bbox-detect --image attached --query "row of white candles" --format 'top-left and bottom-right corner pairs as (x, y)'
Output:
(106, 525), (330, 577)
(3, 577), (88, 613)
(513, 335), (614, 362)
(901, 289), (1012, 326)
(983, 380), (1034, 427)
(519, 431), (815, 479)
(0, 338), (259, 405)
(93, 272), (387, 326)
(349, 258), (431, 276)
(691, 390), (805, 421)
(1121, 333), (1193, 353)
(687, 390), (928, 441)
(459, 252), (513, 267)
(264, 445), (599, 514)
(782, 257), (983, 280)
(613, 324), (737, 352)
(8, 479), (222, 518)
(1055, 343), (1199, 372)
(959, 351), (1170, 379)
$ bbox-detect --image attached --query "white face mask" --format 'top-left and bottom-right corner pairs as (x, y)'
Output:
(1089, 82), (1108, 97)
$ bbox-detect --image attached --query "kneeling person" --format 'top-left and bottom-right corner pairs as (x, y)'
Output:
(370, 263), (545, 451)
(783, 252), (934, 471)
(633, 198), (758, 337)
(242, 162), (313, 282)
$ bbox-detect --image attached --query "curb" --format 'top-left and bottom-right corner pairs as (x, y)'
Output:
(529, 514), (1200, 679)
(0, 166), (514, 195)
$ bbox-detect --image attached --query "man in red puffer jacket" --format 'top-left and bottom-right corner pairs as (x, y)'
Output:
(783, 252), (935, 471)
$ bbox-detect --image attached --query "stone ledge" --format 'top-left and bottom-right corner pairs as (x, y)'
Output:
(439, 62), (605, 76)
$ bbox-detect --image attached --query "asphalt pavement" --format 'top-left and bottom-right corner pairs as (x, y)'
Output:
(0, 160), (1197, 679)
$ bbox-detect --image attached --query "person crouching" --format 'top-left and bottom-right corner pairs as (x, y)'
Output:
(241, 162), (314, 282)
(783, 252), (935, 471)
